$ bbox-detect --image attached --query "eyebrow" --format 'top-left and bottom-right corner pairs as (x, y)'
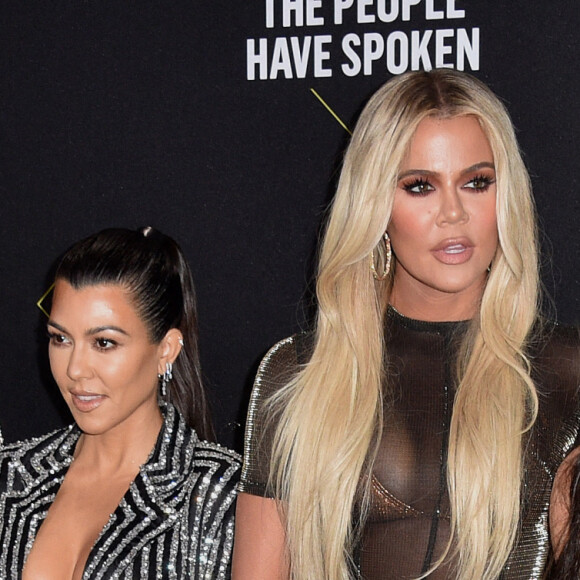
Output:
(398, 161), (495, 181)
(47, 320), (130, 337)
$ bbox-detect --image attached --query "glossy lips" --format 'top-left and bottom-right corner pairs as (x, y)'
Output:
(431, 238), (474, 265)
(70, 390), (107, 412)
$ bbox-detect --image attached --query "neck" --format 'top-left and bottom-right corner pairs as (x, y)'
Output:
(73, 406), (163, 475)
(390, 279), (483, 322)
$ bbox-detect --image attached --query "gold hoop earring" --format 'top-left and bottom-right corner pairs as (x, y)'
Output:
(370, 232), (391, 281)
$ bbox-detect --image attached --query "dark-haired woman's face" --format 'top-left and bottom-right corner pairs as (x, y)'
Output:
(388, 115), (498, 320)
(47, 281), (166, 436)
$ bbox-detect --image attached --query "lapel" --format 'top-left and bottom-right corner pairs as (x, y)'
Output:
(0, 405), (198, 579)
(84, 404), (199, 578)
(0, 425), (78, 575)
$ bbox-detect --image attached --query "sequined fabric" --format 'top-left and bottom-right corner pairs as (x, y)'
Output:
(0, 403), (241, 579)
(240, 308), (580, 579)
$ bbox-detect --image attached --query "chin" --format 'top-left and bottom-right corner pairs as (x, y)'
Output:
(73, 418), (109, 436)
(67, 407), (112, 435)
(432, 272), (487, 294)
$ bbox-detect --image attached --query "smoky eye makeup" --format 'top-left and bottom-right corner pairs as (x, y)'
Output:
(400, 177), (435, 196)
(463, 173), (496, 191)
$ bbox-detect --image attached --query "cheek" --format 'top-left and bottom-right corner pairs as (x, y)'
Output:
(48, 347), (67, 381)
(99, 352), (149, 389)
(121, 351), (161, 389)
(476, 201), (499, 243)
(388, 206), (431, 248)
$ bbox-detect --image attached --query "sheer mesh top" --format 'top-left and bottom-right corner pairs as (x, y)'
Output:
(240, 308), (580, 579)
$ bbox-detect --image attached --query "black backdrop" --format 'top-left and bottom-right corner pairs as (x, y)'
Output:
(1, 1), (579, 452)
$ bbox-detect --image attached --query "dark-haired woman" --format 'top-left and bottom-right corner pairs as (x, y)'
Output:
(547, 446), (580, 578)
(0, 227), (240, 580)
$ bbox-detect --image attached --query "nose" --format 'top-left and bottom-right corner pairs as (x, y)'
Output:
(436, 187), (468, 227)
(66, 345), (93, 381)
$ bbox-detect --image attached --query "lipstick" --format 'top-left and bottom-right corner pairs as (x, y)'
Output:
(431, 238), (474, 265)
(70, 391), (106, 412)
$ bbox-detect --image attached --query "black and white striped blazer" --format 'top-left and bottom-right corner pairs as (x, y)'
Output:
(0, 403), (240, 579)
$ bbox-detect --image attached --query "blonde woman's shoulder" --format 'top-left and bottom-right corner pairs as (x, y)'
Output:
(253, 333), (311, 399)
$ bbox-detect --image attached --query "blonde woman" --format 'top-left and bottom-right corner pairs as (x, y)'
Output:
(232, 70), (580, 580)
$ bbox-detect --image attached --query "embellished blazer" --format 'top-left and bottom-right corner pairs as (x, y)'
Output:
(0, 404), (241, 579)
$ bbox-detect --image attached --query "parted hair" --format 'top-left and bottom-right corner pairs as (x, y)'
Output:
(268, 69), (539, 579)
(55, 226), (214, 441)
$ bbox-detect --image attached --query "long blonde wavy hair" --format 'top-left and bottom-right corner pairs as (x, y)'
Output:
(268, 69), (540, 580)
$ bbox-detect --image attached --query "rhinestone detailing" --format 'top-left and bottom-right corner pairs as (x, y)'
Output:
(0, 404), (241, 579)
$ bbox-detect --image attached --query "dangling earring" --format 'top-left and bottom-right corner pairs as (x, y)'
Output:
(370, 232), (391, 281)
(159, 361), (173, 398)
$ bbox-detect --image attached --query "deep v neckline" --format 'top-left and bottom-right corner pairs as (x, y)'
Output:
(21, 427), (138, 580)
(22, 414), (165, 580)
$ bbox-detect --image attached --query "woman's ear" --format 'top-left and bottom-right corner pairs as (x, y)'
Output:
(157, 328), (184, 375)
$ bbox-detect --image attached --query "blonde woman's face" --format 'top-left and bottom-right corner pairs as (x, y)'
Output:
(388, 115), (498, 320)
